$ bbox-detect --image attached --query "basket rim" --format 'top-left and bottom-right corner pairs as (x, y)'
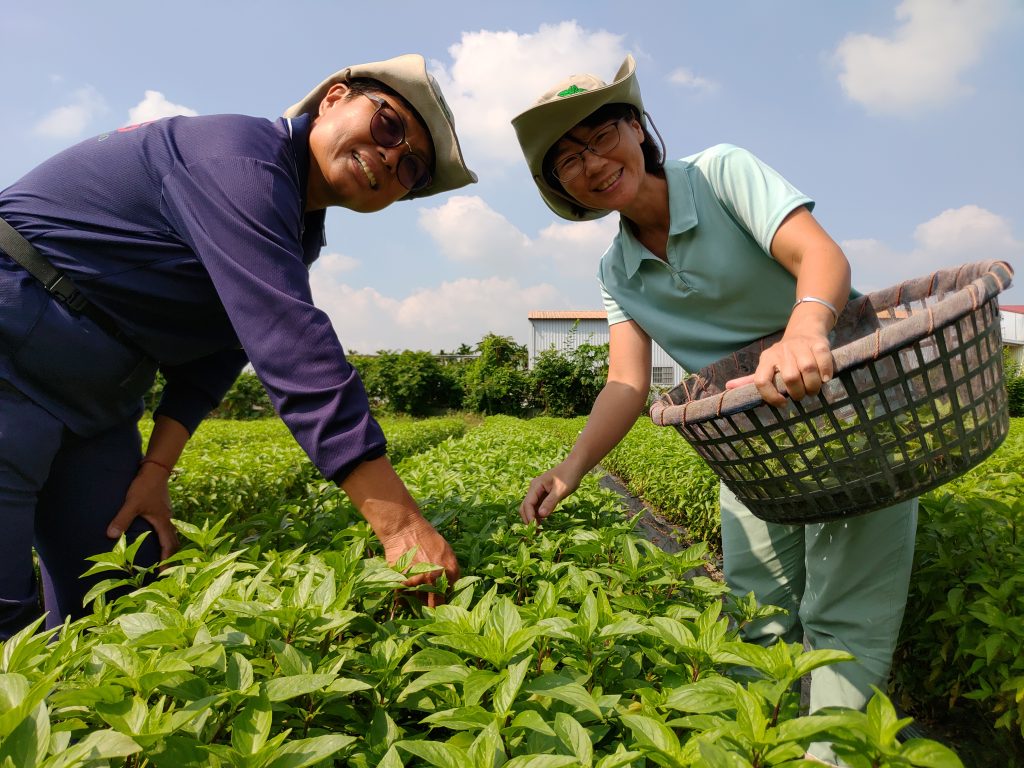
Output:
(650, 259), (1014, 428)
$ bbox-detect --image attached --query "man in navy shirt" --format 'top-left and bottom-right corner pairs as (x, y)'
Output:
(0, 54), (476, 638)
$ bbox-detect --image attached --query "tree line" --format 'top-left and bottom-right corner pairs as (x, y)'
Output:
(145, 332), (611, 420)
(147, 342), (1024, 421)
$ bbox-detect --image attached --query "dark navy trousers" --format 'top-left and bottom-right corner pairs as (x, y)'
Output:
(1, 256), (162, 640)
(0, 384), (159, 639)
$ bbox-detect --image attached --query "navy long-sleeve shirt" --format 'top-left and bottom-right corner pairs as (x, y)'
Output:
(0, 113), (385, 482)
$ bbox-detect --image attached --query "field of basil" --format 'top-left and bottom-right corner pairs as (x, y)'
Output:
(1, 414), (1020, 767)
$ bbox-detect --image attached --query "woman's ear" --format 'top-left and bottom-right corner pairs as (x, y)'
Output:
(319, 82), (351, 116)
(628, 115), (645, 144)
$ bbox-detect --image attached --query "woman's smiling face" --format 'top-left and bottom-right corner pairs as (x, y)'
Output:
(552, 115), (646, 214)
(306, 83), (434, 213)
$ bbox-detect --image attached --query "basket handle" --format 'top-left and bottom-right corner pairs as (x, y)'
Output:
(650, 260), (1014, 427)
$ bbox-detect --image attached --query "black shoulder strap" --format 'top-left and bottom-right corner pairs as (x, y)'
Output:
(0, 216), (90, 312)
(0, 215), (142, 352)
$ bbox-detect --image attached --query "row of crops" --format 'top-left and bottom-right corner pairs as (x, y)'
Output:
(581, 418), (1024, 765)
(1, 414), (1020, 765)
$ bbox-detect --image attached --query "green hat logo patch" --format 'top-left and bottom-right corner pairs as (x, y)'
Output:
(557, 85), (588, 97)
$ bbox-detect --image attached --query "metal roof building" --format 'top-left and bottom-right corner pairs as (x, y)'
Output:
(528, 304), (1024, 388)
(527, 311), (686, 388)
(1001, 305), (1023, 368)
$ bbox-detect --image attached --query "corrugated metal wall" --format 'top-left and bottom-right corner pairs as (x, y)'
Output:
(529, 319), (608, 360)
(1002, 309), (1024, 367)
(530, 309), (1024, 386)
(529, 318), (686, 387)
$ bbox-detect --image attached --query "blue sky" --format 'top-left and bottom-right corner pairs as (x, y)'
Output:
(2, 0), (1022, 353)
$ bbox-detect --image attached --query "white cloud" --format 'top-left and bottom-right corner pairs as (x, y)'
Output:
(913, 204), (1019, 254)
(834, 0), (1014, 116)
(418, 194), (617, 281)
(310, 193), (620, 352)
(532, 218), (619, 279)
(431, 21), (631, 168)
(417, 196), (531, 266)
(394, 278), (563, 340)
(840, 238), (910, 293)
(33, 85), (106, 138)
(308, 272), (566, 353)
(305, 281), (398, 354)
(127, 90), (198, 124)
(842, 205), (1023, 294)
(668, 67), (718, 93)
(315, 251), (361, 276)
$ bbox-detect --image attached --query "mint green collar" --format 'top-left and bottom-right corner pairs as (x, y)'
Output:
(618, 160), (699, 279)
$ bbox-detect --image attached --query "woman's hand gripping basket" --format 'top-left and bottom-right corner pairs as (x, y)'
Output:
(649, 260), (1015, 524)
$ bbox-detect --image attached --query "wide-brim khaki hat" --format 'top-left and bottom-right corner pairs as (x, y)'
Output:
(511, 55), (643, 221)
(285, 53), (477, 200)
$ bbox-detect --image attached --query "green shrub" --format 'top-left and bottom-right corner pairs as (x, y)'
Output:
(531, 340), (608, 417)
(348, 352), (382, 406)
(893, 420), (1024, 760)
(142, 370), (166, 413)
(369, 350), (462, 415)
(462, 334), (531, 415)
(210, 370), (274, 419)
(145, 370), (274, 420)
(1004, 348), (1024, 417)
(894, 493), (1024, 758)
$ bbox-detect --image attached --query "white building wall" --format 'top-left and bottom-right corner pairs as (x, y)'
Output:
(529, 319), (609, 362)
(528, 316), (686, 388)
(650, 344), (686, 387)
(1001, 308), (1023, 368)
(530, 308), (1024, 388)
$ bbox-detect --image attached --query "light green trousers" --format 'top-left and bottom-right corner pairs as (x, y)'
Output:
(720, 483), (918, 763)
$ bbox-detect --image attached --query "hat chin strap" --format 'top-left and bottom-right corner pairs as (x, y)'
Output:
(643, 110), (668, 171)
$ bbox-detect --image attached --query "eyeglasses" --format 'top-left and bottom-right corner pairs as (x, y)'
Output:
(551, 120), (622, 183)
(360, 92), (432, 192)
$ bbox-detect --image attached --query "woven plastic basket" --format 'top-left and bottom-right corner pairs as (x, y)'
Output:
(649, 260), (1015, 524)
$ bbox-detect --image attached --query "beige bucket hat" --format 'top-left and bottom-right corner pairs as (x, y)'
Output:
(511, 55), (644, 221)
(285, 53), (477, 199)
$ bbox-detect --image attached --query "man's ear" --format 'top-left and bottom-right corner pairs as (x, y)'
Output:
(319, 82), (351, 116)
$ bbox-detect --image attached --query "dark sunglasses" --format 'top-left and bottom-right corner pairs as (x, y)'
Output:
(360, 92), (432, 192)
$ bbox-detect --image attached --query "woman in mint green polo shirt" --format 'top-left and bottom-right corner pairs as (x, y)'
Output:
(511, 56), (917, 766)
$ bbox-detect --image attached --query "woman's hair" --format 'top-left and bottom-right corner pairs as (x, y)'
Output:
(346, 78), (435, 172)
(541, 103), (664, 217)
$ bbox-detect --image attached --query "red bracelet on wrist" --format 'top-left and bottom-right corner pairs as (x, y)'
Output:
(140, 458), (173, 474)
